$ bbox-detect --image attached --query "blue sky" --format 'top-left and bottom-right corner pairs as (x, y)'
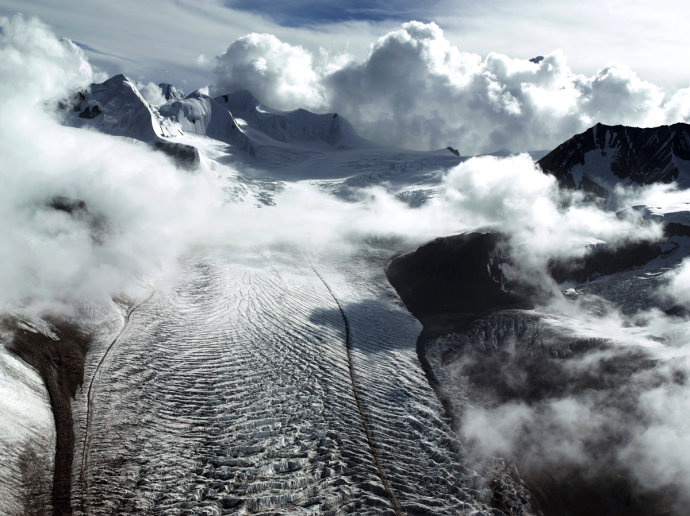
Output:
(224, 0), (436, 26)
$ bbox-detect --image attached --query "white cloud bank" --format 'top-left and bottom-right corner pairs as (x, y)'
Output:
(213, 21), (690, 154)
(0, 15), (224, 315)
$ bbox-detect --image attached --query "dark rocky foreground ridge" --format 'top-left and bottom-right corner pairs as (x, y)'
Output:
(538, 122), (690, 191)
(386, 232), (684, 516)
(4, 317), (88, 515)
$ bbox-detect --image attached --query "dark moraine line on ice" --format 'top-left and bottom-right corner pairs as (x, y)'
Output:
(308, 261), (403, 516)
(78, 290), (155, 507)
(7, 319), (89, 515)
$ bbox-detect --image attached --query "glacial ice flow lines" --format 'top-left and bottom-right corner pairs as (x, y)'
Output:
(73, 253), (484, 514)
(79, 290), (156, 501)
(307, 259), (404, 516)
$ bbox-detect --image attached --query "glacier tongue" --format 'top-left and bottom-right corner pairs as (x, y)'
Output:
(71, 249), (492, 515)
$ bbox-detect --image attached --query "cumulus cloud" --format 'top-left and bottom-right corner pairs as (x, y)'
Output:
(434, 155), (663, 294)
(462, 396), (616, 473)
(137, 81), (167, 107)
(0, 14), (96, 105)
(621, 378), (690, 500)
(213, 32), (327, 111)
(217, 154), (663, 276)
(665, 88), (690, 122)
(213, 21), (690, 154)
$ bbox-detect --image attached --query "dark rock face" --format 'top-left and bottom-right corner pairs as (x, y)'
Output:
(665, 222), (690, 237)
(6, 318), (90, 515)
(154, 141), (200, 169)
(386, 233), (528, 325)
(538, 122), (690, 189)
(548, 240), (663, 283)
(50, 196), (88, 215)
(78, 105), (101, 119)
(48, 195), (108, 245)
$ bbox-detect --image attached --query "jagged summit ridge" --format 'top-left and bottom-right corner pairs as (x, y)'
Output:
(66, 73), (167, 142)
(538, 122), (690, 191)
(60, 74), (462, 177)
(63, 75), (375, 159)
(158, 89), (255, 154)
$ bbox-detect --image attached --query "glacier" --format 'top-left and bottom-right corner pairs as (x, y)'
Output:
(2, 73), (690, 516)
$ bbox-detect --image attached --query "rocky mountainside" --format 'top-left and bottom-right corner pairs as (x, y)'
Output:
(538, 122), (690, 192)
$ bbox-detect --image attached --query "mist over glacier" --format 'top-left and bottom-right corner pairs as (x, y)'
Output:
(1, 11), (690, 515)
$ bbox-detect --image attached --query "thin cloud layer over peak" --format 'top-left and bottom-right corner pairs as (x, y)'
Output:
(213, 21), (690, 154)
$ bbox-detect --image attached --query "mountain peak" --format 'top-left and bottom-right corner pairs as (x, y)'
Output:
(64, 72), (163, 142)
(215, 90), (261, 112)
(104, 73), (131, 85)
(159, 83), (184, 101)
(538, 122), (690, 192)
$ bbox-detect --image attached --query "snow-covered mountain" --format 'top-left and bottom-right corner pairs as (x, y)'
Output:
(62, 74), (461, 178)
(215, 89), (373, 151)
(65, 74), (166, 142)
(538, 122), (690, 192)
(62, 74), (200, 168)
(158, 89), (251, 149)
